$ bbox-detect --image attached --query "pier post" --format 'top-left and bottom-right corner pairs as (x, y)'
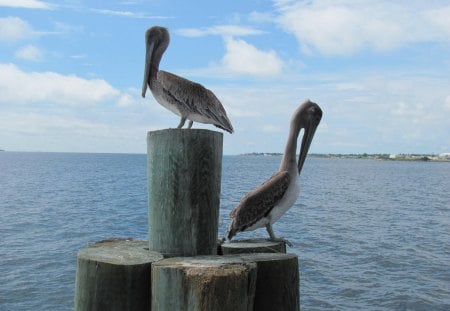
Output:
(239, 253), (300, 311)
(147, 129), (223, 257)
(74, 239), (163, 311)
(151, 256), (257, 311)
(221, 238), (287, 255)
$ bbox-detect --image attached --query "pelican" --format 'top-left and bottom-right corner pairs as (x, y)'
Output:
(227, 100), (322, 244)
(142, 26), (234, 133)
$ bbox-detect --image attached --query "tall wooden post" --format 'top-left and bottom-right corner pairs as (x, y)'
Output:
(147, 129), (223, 257)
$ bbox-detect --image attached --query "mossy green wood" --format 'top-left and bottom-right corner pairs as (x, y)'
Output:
(152, 256), (257, 311)
(238, 253), (300, 311)
(74, 239), (163, 311)
(221, 238), (287, 255)
(147, 129), (223, 257)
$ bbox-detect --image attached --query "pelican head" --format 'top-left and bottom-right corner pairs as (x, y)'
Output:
(293, 100), (322, 173)
(142, 26), (170, 98)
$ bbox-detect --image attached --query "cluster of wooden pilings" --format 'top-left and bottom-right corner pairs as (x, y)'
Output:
(74, 129), (300, 311)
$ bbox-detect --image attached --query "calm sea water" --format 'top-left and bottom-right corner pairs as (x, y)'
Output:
(0, 152), (449, 310)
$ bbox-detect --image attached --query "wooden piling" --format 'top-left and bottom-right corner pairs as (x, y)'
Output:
(238, 253), (300, 311)
(75, 128), (302, 310)
(74, 239), (163, 311)
(151, 256), (257, 311)
(147, 129), (223, 257)
(221, 238), (287, 255)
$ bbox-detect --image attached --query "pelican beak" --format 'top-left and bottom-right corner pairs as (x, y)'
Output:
(297, 111), (322, 173)
(142, 40), (154, 98)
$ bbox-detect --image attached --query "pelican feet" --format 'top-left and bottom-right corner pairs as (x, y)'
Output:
(267, 237), (293, 247)
(177, 117), (186, 128)
(266, 224), (293, 247)
(176, 117), (195, 129)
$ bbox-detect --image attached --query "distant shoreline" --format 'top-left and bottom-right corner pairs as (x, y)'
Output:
(240, 152), (450, 162)
(1, 150), (448, 162)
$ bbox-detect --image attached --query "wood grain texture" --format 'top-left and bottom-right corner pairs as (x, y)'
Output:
(74, 239), (163, 311)
(237, 253), (300, 311)
(147, 129), (223, 257)
(221, 238), (287, 255)
(152, 256), (257, 311)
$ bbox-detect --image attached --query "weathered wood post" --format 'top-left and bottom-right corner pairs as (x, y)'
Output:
(147, 129), (223, 257)
(221, 238), (287, 255)
(152, 256), (257, 311)
(239, 253), (300, 311)
(74, 239), (163, 311)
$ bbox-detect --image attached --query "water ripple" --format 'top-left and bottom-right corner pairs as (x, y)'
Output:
(1, 153), (449, 310)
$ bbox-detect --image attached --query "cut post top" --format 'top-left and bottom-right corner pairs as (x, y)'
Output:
(77, 239), (163, 265)
(147, 128), (224, 138)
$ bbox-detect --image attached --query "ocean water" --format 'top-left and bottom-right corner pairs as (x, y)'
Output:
(0, 152), (449, 310)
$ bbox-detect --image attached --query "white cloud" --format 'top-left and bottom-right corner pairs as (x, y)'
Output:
(176, 24), (282, 77)
(0, 16), (34, 42)
(322, 74), (450, 152)
(91, 9), (136, 17)
(0, 0), (51, 9)
(262, 124), (281, 133)
(426, 5), (450, 39)
(15, 44), (42, 61)
(0, 64), (159, 153)
(117, 93), (138, 107)
(275, 0), (448, 55)
(177, 25), (265, 37)
(221, 37), (283, 76)
(0, 63), (120, 105)
(70, 54), (87, 59)
(0, 111), (154, 153)
(248, 11), (275, 24)
(91, 8), (172, 19)
(445, 95), (450, 111)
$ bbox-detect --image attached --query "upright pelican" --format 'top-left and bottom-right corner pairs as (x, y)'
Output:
(227, 100), (322, 243)
(142, 26), (234, 133)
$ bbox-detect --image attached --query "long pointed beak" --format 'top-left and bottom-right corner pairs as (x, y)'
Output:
(142, 41), (154, 98)
(297, 122), (319, 173)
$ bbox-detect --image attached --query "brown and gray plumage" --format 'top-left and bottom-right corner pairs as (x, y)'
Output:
(227, 100), (322, 243)
(142, 26), (234, 133)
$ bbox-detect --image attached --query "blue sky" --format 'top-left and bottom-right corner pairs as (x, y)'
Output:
(1, 0), (449, 154)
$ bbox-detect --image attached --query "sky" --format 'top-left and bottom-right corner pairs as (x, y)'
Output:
(0, 0), (449, 155)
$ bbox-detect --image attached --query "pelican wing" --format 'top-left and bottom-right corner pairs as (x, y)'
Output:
(230, 170), (290, 232)
(158, 70), (233, 132)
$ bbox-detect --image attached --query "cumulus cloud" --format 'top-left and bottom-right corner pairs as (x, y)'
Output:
(221, 37), (283, 76)
(0, 0), (52, 9)
(0, 16), (35, 42)
(0, 64), (155, 153)
(274, 0), (448, 55)
(0, 63), (120, 105)
(15, 44), (42, 61)
(177, 24), (283, 77)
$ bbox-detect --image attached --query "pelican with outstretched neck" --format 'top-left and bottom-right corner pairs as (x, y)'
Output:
(227, 100), (322, 244)
(142, 26), (234, 133)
